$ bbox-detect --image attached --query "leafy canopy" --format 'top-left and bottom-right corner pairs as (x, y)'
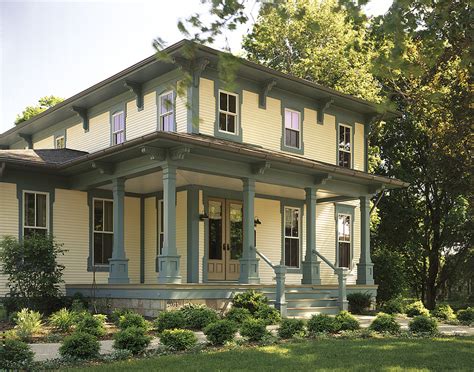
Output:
(15, 95), (64, 125)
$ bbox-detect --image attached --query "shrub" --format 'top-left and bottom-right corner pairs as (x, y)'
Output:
(14, 308), (43, 340)
(110, 308), (132, 325)
(160, 329), (198, 351)
(347, 292), (372, 314)
(307, 314), (338, 334)
(225, 307), (252, 325)
(369, 313), (400, 334)
(118, 312), (148, 331)
(0, 338), (34, 370)
(232, 290), (269, 314)
(278, 318), (305, 339)
(113, 326), (152, 355)
(154, 310), (186, 333)
(380, 298), (404, 314)
(254, 304), (281, 325)
(49, 308), (77, 333)
(409, 315), (438, 334)
(240, 318), (268, 342)
(334, 311), (360, 331)
(70, 292), (89, 312)
(204, 320), (238, 345)
(59, 331), (100, 360)
(180, 304), (218, 330)
(432, 304), (456, 320)
(405, 301), (430, 317)
(457, 307), (474, 325)
(76, 312), (106, 337)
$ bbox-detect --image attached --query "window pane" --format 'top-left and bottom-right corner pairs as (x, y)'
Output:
(219, 113), (227, 131)
(228, 94), (236, 113)
(103, 233), (113, 263)
(292, 112), (299, 130)
(104, 201), (113, 232)
(158, 234), (164, 255)
(94, 233), (103, 264)
(161, 93), (173, 114)
(25, 192), (35, 226)
(36, 194), (47, 228)
(284, 208), (292, 237)
(292, 209), (299, 237)
(220, 92), (228, 111)
(227, 115), (235, 133)
(285, 129), (298, 148)
(285, 110), (292, 128)
(285, 238), (299, 267)
(339, 242), (350, 268)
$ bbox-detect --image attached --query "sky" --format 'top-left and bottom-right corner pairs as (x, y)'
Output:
(0, 0), (392, 133)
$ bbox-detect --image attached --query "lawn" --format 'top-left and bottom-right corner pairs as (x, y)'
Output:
(71, 336), (474, 372)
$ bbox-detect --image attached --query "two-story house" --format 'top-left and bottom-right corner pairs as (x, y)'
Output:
(0, 40), (407, 317)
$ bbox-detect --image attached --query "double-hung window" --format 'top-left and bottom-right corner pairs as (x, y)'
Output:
(284, 207), (300, 268)
(337, 214), (351, 268)
(55, 135), (65, 149)
(93, 199), (113, 266)
(159, 91), (175, 131)
(284, 109), (301, 149)
(112, 111), (125, 145)
(23, 191), (48, 237)
(219, 91), (238, 134)
(338, 124), (352, 168)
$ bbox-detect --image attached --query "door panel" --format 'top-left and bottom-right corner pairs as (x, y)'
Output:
(226, 201), (242, 280)
(207, 199), (225, 280)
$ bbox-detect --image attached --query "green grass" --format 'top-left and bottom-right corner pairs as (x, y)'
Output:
(71, 337), (474, 372)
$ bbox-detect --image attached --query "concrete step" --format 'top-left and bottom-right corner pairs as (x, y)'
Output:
(286, 306), (340, 318)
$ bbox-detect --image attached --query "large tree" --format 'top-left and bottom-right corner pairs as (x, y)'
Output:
(15, 95), (64, 125)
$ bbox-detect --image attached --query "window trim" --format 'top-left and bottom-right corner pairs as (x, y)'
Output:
(22, 190), (49, 236)
(92, 197), (114, 267)
(334, 203), (355, 270)
(218, 89), (239, 135)
(111, 110), (126, 145)
(55, 135), (65, 149)
(337, 213), (352, 269)
(283, 206), (302, 269)
(158, 90), (176, 132)
(283, 108), (301, 150)
(338, 123), (353, 169)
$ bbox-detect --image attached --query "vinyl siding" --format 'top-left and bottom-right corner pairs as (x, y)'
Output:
(33, 135), (54, 149)
(124, 196), (141, 284)
(354, 122), (365, 171)
(144, 197), (157, 284)
(199, 78), (215, 136)
(126, 91), (157, 141)
(305, 110), (337, 165)
(175, 88), (188, 133)
(0, 183), (18, 296)
(67, 111), (110, 153)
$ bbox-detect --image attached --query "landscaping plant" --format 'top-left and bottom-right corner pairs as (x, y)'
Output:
(0, 338), (34, 370)
(49, 308), (77, 333)
(405, 301), (430, 317)
(59, 331), (100, 360)
(110, 308), (131, 325)
(159, 329), (198, 351)
(456, 307), (474, 325)
(225, 307), (252, 325)
(278, 318), (306, 339)
(113, 326), (152, 355)
(240, 318), (268, 342)
(369, 313), (400, 334)
(154, 310), (186, 333)
(203, 320), (238, 346)
(232, 290), (269, 314)
(334, 311), (360, 331)
(118, 312), (148, 331)
(76, 312), (106, 337)
(14, 308), (43, 340)
(307, 314), (338, 334)
(380, 298), (404, 314)
(431, 304), (456, 321)
(254, 305), (281, 325)
(347, 292), (372, 314)
(409, 315), (438, 335)
(179, 304), (218, 330)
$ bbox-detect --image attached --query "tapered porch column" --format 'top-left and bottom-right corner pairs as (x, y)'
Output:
(357, 195), (374, 285)
(302, 187), (321, 284)
(108, 177), (129, 284)
(239, 178), (260, 284)
(158, 164), (181, 283)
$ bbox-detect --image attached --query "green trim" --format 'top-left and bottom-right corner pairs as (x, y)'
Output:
(187, 186), (200, 283)
(357, 195), (374, 285)
(334, 203), (355, 269)
(140, 196), (145, 283)
(280, 199), (305, 274)
(280, 101), (305, 155)
(109, 102), (127, 146)
(156, 85), (177, 132)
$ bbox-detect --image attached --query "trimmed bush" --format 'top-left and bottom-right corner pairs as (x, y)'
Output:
(180, 304), (218, 330)
(347, 292), (372, 314)
(118, 312), (148, 330)
(225, 307), (252, 325)
(457, 307), (474, 325)
(405, 301), (430, 317)
(307, 314), (338, 334)
(240, 318), (268, 342)
(204, 320), (238, 345)
(278, 318), (305, 339)
(409, 315), (438, 334)
(380, 298), (404, 314)
(154, 310), (186, 333)
(49, 308), (76, 333)
(160, 329), (198, 351)
(232, 290), (268, 314)
(335, 311), (360, 331)
(369, 313), (400, 334)
(113, 326), (152, 355)
(59, 331), (100, 360)
(0, 338), (34, 370)
(110, 308), (132, 325)
(432, 304), (456, 320)
(76, 312), (106, 337)
(14, 308), (43, 340)
(255, 304), (281, 325)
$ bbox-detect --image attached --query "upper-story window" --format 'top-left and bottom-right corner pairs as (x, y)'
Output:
(93, 198), (113, 266)
(219, 91), (238, 134)
(112, 111), (125, 145)
(23, 191), (49, 237)
(55, 135), (65, 149)
(337, 214), (351, 268)
(284, 206), (300, 268)
(284, 109), (301, 149)
(338, 124), (352, 168)
(159, 91), (175, 131)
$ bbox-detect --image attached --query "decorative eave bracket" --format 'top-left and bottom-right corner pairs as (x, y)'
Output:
(314, 173), (333, 187)
(259, 79), (277, 109)
(19, 133), (33, 149)
(124, 80), (144, 111)
(174, 57), (210, 88)
(169, 145), (191, 160)
(140, 146), (166, 161)
(252, 161), (271, 175)
(316, 98), (334, 124)
(71, 106), (89, 132)
(368, 183), (385, 194)
(91, 161), (114, 175)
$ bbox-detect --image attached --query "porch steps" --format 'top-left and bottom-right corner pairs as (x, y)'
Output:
(287, 306), (340, 318)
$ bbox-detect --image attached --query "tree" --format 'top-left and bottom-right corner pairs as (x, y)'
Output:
(15, 95), (64, 124)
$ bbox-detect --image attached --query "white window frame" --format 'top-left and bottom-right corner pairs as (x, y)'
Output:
(55, 135), (65, 149)
(158, 91), (175, 132)
(112, 111), (125, 145)
(283, 206), (301, 269)
(337, 213), (352, 268)
(158, 199), (164, 256)
(284, 108), (301, 149)
(338, 123), (352, 168)
(218, 90), (239, 135)
(22, 190), (49, 236)
(93, 198), (114, 266)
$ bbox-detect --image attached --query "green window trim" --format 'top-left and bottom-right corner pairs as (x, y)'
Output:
(22, 190), (50, 237)
(109, 102), (127, 147)
(334, 203), (355, 270)
(213, 81), (243, 142)
(157, 90), (176, 132)
(280, 199), (305, 274)
(280, 103), (305, 155)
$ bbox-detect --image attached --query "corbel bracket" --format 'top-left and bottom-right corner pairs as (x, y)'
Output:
(124, 80), (144, 110)
(368, 183), (385, 194)
(192, 58), (210, 88)
(259, 79), (277, 109)
(91, 161), (114, 175)
(71, 106), (89, 131)
(252, 161), (271, 175)
(0, 162), (6, 178)
(314, 173), (332, 186)
(140, 146), (166, 161)
(169, 145), (191, 160)
(316, 98), (334, 124)
(19, 133), (33, 149)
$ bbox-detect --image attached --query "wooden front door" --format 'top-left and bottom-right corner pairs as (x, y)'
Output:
(207, 199), (243, 281)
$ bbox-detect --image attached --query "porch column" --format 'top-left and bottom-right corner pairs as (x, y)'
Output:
(302, 187), (321, 284)
(356, 195), (374, 285)
(239, 177), (260, 284)
(108, 177), (129, 284)
(158, 164), (182, 283)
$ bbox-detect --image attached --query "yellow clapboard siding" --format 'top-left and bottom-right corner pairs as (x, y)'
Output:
(354, 122), (365, 171)
(144, 197), (157, 284)
(124, 196), (141, 284)
(33, 135), (54, 149)
(67, 112), (110, 153)
(199, 78), (215, 136)
(0, 183), (18, 296)
(126, 91), (157, 141)
(176, 87), (188, 133)
(177, 191), (187, 282)
(305, 110), (337, 165)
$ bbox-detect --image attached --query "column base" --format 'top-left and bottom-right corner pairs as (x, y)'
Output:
(356, 262), (374, 285)
(108, 258), (130, 284)
(158, 255), (182, 284)
(239, 257), (260, 284)
(301, 260), (322, 285)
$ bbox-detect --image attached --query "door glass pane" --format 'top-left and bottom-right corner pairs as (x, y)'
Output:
(36, 194), (47, 228)
(229, 203), (243, 260)
(208, 201), (222, 260)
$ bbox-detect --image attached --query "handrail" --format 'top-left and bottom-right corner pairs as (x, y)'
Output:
(256, 249), (275, 270)
(314, 250), (337, 272)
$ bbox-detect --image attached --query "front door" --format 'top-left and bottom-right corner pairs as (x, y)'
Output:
(207, 199), (243, 281)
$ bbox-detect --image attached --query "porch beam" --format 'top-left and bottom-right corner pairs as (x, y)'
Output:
(356, 195), (374, 285)
(302, 186), (321, 284)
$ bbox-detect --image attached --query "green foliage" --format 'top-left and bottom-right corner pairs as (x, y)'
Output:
(277, 318), (305, 339)
(14, 308), (43, 340)
(76, 312), (106, 337)
(225, 307), (252, 325)
(0, 338), (34, 370)
(110, 308), (131, 325)
(347, 292), (372, 314)
(59, 331), (100, 360)
(334, 311), (360, 331)
(307, 314), (338, 334)
(179, 304), (218, 330)
(118, 312), (148, 331)
(203, 320), (238, 346)
(456, 307), (474, 325)
(15, 95), (64, 124)
(49, 308), (77, 333)
(240, 318), (268, 342)
(232, 290), (269, 314)
(405, 301), (430, 318)
(409, 316), (438, 335)
(113, 326), (152, 355)
(369, 313), (400, 334)
(159, 329), (198, 351)
(372, 249), (407, 304)
(431, 304), (455, 321)
(154, 310), (186, 333)
(103, 349), (133, 362)
(254, 304), (281, 325)
(380, 298), (404, 315)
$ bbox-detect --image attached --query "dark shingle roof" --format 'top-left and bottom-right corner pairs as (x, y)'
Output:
(0, 149), (88, 166)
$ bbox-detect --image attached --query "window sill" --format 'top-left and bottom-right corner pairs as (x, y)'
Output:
(281, 144), (304, 155)
(87, 264), (109, 272)
(214, 130), (242, 142)
(286, 267), (302, 274)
